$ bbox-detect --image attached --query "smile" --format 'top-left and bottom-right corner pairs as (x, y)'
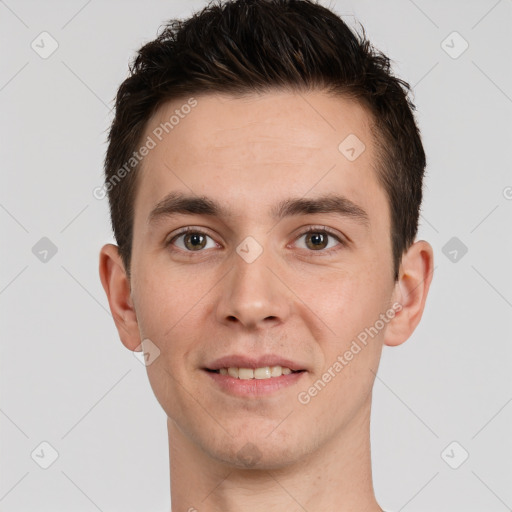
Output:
(208, 366), (302, 379)
(203, 367), (306, 397)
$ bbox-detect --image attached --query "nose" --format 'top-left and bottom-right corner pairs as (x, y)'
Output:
(215, 243), (292, 330)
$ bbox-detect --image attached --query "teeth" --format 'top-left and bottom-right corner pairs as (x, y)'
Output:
(239, 368), (254, 380)
(217, 365), (297, 379)
(270, 366), (282, 377)
(254, 367), (271, 379)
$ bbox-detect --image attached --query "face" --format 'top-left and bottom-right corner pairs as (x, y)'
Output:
(127, 90), (399, 468)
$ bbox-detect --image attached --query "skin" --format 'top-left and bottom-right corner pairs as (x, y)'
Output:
(99, 90), (434, 512)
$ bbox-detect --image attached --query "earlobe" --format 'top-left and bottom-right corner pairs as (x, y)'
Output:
(98, 244), (141, 351)
(384, 240), (434, 347)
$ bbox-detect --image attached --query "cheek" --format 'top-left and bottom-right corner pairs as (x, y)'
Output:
(133, 260), (207, 337)
(133, 270), (206, 418)
(295, 273), (387, 425)
(306, 265), (388, 331)
(302, 263), (392, 385)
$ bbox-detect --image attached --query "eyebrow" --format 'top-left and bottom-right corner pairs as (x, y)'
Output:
(148, 191), (370, 227)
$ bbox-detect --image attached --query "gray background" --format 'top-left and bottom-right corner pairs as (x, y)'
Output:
(1, 0), (511, 511)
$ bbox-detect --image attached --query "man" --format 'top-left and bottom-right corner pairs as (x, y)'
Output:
(99, 0), (434, 510)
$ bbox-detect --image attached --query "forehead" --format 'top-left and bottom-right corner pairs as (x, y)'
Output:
(134, 90), (387, 229)
(147, 90), (372, 165)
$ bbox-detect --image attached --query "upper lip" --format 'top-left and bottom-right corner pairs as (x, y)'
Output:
(205, 354), (307, 372)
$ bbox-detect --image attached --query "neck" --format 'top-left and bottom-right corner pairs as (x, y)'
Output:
(168, 398), (382, 512)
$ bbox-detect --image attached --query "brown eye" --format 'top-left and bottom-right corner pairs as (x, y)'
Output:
(168, 229), (216, 252)
(183, 232), (207, 251)
(295, 227), (345, 253)
(305, 232), (328, 250)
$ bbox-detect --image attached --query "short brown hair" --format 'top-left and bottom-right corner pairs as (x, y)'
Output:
(104, 0), (426, 281)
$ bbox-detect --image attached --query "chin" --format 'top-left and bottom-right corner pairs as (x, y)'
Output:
(206, 433), (308, 471)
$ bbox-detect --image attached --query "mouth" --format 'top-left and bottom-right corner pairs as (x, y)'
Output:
(202, 359), (307, 397)
(202, 355), (308, 396)
(204, 366), (306, 380)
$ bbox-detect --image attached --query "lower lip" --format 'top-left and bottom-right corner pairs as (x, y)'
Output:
(203, 370), (306, 397)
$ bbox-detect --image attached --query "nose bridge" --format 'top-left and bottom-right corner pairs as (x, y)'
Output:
(216, 235), (290, 328)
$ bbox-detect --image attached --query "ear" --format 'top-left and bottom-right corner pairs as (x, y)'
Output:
(98, 243), (141, 351)
(384, 240), (434, 347)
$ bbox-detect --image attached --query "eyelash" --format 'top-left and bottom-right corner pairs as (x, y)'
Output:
(166, 225), (346, 255)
